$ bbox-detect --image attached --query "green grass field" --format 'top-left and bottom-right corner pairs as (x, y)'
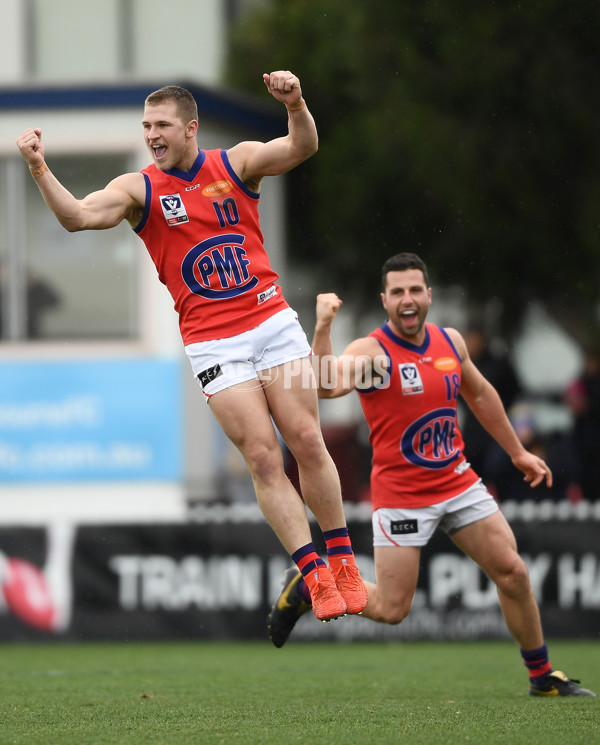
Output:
(0, 640), (597, 745)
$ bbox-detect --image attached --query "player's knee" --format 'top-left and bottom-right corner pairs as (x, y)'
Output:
(379, 599), (411, 625)
(242, 442), (282, 484)
(286, 425), (325, 464)
(495, 556), (532, 598)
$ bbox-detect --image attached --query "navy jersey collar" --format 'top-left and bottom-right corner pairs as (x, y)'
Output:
(380, 321), (431, 355)
(162, 149), (205, 182)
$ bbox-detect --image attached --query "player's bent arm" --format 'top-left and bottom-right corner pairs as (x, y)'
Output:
(33, 170), (145, 232)
(229, 70), (318, 186)
(312, 292), (384, 398)
(315, 337), (383, 399)
(227, 111), (318, 186)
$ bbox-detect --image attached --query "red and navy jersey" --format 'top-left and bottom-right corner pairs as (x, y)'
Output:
(134, 148), (289, 344)
(358, 322), (479, 509)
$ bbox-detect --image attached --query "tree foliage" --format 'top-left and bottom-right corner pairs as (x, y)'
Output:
(226, 1), (600, 342)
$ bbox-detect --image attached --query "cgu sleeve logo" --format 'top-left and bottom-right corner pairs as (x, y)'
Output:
(400, 408), (461, 469)
(181, 234), (258, 299)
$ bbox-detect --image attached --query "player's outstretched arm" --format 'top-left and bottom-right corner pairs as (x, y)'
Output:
(451, 327), (553, 489)
(510, 450), (553, 489)
(17, 128), (145, 231)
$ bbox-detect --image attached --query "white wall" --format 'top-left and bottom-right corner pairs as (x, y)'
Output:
(131, 0), (225, 83)
(1, 0), (227, 86)
(0, 1), (27, 82)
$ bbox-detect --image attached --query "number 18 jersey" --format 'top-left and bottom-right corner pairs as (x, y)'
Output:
(358, 322), (479, 510)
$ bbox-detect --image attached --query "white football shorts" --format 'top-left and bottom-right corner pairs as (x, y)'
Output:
(185, 307), (312, 398)
(372, 480), (499, 547)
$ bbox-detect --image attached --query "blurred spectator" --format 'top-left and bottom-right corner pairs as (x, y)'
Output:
(564, 347), (600, 502)
(284, 422), (372, 503)
(217, 442), (256, 503)
(25, 270), (62, 338)
(214, 427), (256, 504)
(484, 401), (583, 502)
(460, 323), (522, 481)
(0, 265), (61, 340)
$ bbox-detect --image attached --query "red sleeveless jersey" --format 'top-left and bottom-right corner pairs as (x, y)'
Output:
(358, 322), (479, 509)
(134, 149), (289, 344)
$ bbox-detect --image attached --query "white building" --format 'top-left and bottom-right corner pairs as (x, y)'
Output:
(0, 0), (287, 524)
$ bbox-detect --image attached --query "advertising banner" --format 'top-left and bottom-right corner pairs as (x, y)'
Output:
(0, 359), (182, 482)
(0, 516), (598, 642)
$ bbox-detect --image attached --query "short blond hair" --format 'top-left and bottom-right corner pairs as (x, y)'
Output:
(145, 85), (198, 124)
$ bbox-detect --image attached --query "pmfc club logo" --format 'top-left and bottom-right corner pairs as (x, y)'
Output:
(181, 234), (259, 299)
(400, 407), (461, 469)
(159, 193), (189, 225)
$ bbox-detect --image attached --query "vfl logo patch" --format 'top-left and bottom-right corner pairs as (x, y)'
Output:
(198, 363), (223, 389)
(400, 408), (461, 470)
(181, 234), (259, 300)
(390, 519), (418, 535)
(160, 193), (189, 225)
(399, 363), (424, 395)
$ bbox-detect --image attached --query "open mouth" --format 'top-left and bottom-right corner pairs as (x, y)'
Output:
(153, 145), (167, 159)
(400, 310), (419, 328)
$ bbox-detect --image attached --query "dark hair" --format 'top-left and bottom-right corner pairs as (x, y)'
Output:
(381, 252), (429, 290)
(145, 85), (198, 124)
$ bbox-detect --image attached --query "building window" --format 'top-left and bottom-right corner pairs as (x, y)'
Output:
(0, 154), (139, 342)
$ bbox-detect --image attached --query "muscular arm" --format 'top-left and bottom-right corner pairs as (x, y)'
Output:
(16, 128), (145, 231)
(313, 293), (385, 399)
(447, 327), (552, 488)
(226, 71), (318, 190)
